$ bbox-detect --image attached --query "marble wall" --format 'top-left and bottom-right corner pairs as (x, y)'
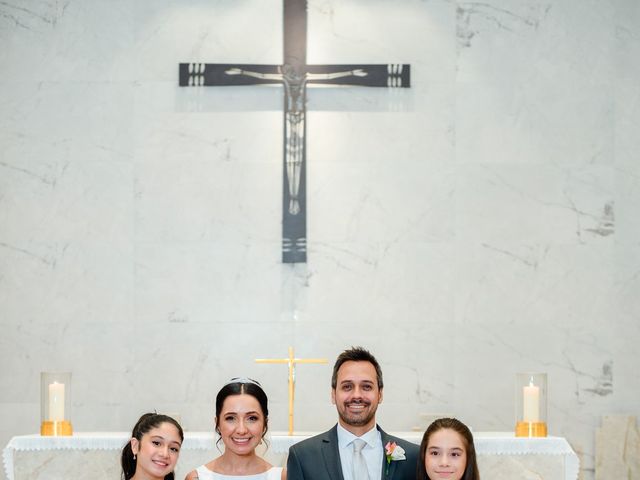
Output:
(0, 1), (638, 479)
(595, 416), (640, 478)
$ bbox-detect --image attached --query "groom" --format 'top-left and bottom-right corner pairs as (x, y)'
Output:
(287, 347), (419, 480)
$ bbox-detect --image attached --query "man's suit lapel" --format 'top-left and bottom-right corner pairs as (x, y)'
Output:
(321, 425), (345, 480)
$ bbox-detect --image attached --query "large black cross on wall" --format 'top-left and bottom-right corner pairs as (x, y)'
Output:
(179, 0), (410, 263)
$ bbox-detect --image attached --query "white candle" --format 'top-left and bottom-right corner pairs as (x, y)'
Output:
(522, 379), (539, 422)
(48, 382), (65, 421)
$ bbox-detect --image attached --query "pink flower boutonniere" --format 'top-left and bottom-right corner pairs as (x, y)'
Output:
(384, 441), (406, 475)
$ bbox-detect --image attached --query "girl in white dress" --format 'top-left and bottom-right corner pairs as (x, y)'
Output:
(185, 378), (285, 480)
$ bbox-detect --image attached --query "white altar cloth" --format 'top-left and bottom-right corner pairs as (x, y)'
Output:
(3, 431), (579, 480)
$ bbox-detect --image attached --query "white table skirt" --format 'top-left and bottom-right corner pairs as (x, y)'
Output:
(3, 431), (579, 480)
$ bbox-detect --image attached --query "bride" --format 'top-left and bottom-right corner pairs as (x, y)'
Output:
(185, 378), (286, 480)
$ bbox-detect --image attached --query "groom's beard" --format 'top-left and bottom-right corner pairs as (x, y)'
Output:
(337, 399), (378, 427)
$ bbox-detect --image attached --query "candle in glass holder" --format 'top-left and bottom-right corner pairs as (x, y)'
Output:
(48, 382), (65, 421)
(522, 378), (539, 422)
(515, 372), (547, 437)
(41, 372), (72, 436)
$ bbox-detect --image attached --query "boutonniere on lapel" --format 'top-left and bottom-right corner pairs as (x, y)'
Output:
(384, 441), (406, 475)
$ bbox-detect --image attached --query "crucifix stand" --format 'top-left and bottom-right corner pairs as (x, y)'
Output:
(255, 346), (327, 435)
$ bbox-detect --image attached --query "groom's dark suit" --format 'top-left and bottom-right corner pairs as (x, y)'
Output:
(286, 424), (419, 480)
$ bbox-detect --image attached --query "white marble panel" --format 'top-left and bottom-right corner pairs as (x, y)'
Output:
(610, 243), (640, 415)
(134, 242), (287, 325)
(454, 242), (616, 329)
(613, 73), (640, 315)
(615, 243), (640, 320)
(615, 171), (640, 246)
(133, 86), (283, 242)
(308, 0), (456, 82)
(614, 73), (640, 174)
(134, 138), (282, 243)
(134, 0), (282, 81)
(456, 164), (615, 245)
(295, 242), (454, 328)
(596, 416), (640, 479)
(0, 321), (135, 400)
(453, 322), (617, 412)
(456, 80), (614, 167)
(307, 119), (455, 244)
(124, 321), (290, 394)
(613, 0), (640, 82)
(0, 239), (134, 330)
(0, 155), (133, 246)
(455, 0), (618, 171)
(0, 1), (135, 82)
(456, 0), (616, 86)
(0, 80), (134, 155)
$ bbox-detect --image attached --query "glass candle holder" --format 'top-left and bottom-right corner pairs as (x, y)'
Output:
(40, 372), (73, 436)
(515, 372), (547, 437)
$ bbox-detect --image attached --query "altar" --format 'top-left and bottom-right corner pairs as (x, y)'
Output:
(3, 431), (579, 480)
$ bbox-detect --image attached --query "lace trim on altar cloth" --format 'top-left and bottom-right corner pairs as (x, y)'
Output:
(2, 445), (13, 480)
(3, 433), (133, 451)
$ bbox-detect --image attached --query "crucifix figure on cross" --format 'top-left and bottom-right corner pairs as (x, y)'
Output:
(224, 65), (367, 218)
(179, 0), (410, 263)
(255, 346), (327, 435)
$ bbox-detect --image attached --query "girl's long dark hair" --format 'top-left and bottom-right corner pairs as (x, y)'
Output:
(121, 412), (184, 480)
(416, 417), (480, 480)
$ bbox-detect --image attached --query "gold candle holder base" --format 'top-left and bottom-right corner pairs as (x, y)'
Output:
(41, 420), (73, 436)
(515, 421), (547, 437)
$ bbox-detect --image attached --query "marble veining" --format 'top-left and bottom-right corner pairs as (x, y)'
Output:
(0, 1), (69, 30)
(595, 416), (640, 479)
(456, 2), (550, 49)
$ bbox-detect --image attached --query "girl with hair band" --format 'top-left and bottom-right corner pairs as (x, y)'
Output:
(185, 378), (285, 480)
(121, 412), (184, 480)
(417, 417), (480, 480)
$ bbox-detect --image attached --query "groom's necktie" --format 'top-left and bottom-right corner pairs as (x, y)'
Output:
(352, 438), (370, 480)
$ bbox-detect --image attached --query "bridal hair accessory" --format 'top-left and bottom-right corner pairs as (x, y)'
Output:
(225, 377), (262, 387)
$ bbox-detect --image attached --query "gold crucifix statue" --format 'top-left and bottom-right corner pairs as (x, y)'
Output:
(255, 346), (327, 435)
